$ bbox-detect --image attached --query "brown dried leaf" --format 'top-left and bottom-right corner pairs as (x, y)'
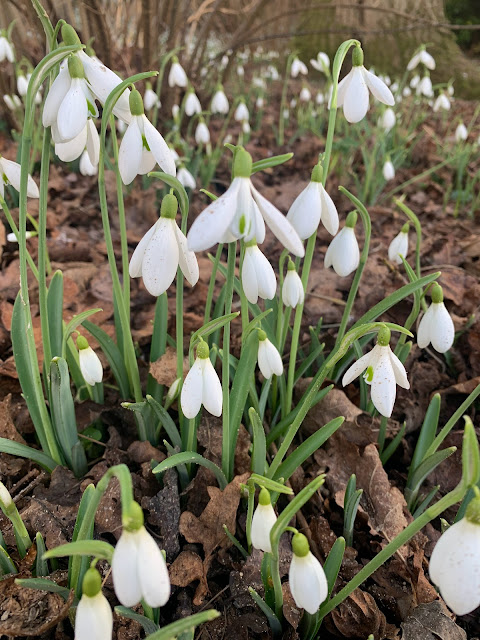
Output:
(0, 394), (26, 443)
(401, 601), (467, 639)
(330, 588), (388, 640)
(169, 549), (208, 605)
(149, 346), (188, 386)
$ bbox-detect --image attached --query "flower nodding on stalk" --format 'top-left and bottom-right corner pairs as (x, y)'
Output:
(257, 330), (283, 379)
(324, 210), (360, 277)
(282, 258), (304, 308)
(0, 156), (39, 207)
(168, 57), (188, 88)
(77, 335), (103, 386)
(241, 240), (277, 304)
(417, 283), (455, 354)
(289, 532), (328, 614)
(75, 568), (113, 640)
(180, 339), (223, 419)
(388, 223), (409, 265)
(251, 488), (277, 553)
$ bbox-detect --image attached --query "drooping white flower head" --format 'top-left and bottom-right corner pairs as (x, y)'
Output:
(0, 156), (39, 208)
(185, 89), (202, 117)
(234, 101), (249, 122)
(287, 164), (339, 240)
(177, 166), (196, 190)
(324, 211), (360, 277)
(16, 73), (29, 97)
(187, 148), (304, 257)
(168, 58), (188, 88)
(417, 283), (455, 353)
(433, 93), (451, 112)
(403, 86), (412, 98)
(383, 159), (395, 181)
(129, 193), (198, 297)
(342, 325), (410, 418)
(112, 503), (170, 608)
(289, 532), (328, 615)
(195, 119), (210, 145)
(256, 96), (264, 109)
(237, 65), (245, 77)
(257, 331), (283, 379)
(455, 122), (468, 143)
(3, 94), (21, 111)
(0, 35), (14, 63)
(251, 488), (277, 553)
(118, 89), (175, 185)
(211, 86), (229, 114)
(316, 92), (325, 105)
(310, 51), (330, 74)
(282, 259), (304, 309)
(332, 45), (394, 123)
(407, 47), (436, 72)
(0, 481), (13, 509)
(55, 117), (100, 165)
(429, 494), (480, 616)
(299, 86), (311, 102)
(241, 241), (277, 304)
(79, 150), (98, 176)
(144, 84), (160, 110)
(77, 336), (103, 386)
(75, 568), (113, 640)
(291, 57), (308, 78)
(417, 75), (433, 98)
(388, 223), (409, 265)
(379, 107), (396, 132)
(7, 230), (34, 242)
(180, 340), (222, 419)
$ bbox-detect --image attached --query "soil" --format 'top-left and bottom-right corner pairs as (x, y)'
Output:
(0, 98), (479, 639)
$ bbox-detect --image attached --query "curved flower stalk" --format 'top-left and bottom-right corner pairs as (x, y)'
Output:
(257, 331), (283, 379)
(282, 258), (304, 308)
(388, 223), (409, 265)
(241, 240), (277, 304)
(289, 532), (328, 614)
(180, 340), (222, 419)
(0, 155), (39, 208)
(342, 325), (410, 417)
(129, 192), (198, 297)
(287, 164), (339, 239)
(187, 147), (304, 257)
(324, 210), (360, 277)
(77, 335), (103, 386)
(417, 283), (455, 353)
(75, 568), (113, 640)
(118, 88), (176, 185)
(251, 488), (277, 553)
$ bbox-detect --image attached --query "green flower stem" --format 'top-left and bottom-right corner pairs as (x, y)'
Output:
(0, 196), (38, 279)
(278, 53), (295, 146)
(152, 47), (182, 128)
(222, 242), (236, 479)
(245, 480), (256, 552)
(4, 504), (32, 559)
(204, 245), (223, 325)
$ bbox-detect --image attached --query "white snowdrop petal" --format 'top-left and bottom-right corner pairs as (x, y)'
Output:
(289, 553), (328, 615)
(241, 248), (260, 304)
(370, 349), (397, 417)
(75, 593), (113, 640)
(319, 184), (339, 235)
(86, 119), (100, 166)
(286, 182), (322, 240)
(174, 224), (199, 287)
(333, 72), (351, 109)
(282, 270), (304, 308)
(168, 62), (188, 88)
(324, 227), (359, 277)
(79, 151), (97, 177)
(343, 67), (369, 123)
(136, 527), (171, 607)
(421, 50), (436, 70)
(211, 91), (229, 114)
(177, 167), (196, 189)
(407, 52), (421, 71)
(342, 350), (374, 386)
(79, 51), (131, 123)
(251, 503), (277, 553)
(254, 248), (277, 300)
(79, 346), (103, 385)
(258, 339), (283, 379)
(141, 218), (179, 296)
(112, 532), (142, 607)
(201, 358), (223, 417)
(138, 151), (157, 176)
(42, 65), (71, 127)
(118, 118), (143, 185)
(129, 221), (158, 278)
(57, 78), (88, 141)
(181, 359), (204, 419)
(1, 158), (39, 198)
(417, 306), (434, 348)
(363, 69), (395, 106)
(142, 115), (176, 176)
(389, 349), (410, 389)
(430, 303), (455, 353)
(388, 231), (408, 264)
(55, 125), (87, 162)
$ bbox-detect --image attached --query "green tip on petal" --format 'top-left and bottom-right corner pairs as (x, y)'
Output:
(82, 567), (102, 598)
(196, 339), (210, 360)
(287, 257), (296, 271)
(401, 222), (409, 234)
(258, 329), (267, 342)
(160, 193), (178, 219)
(233, 147), (252, 178)
(129, 88), (144, 116)
(123, 500), (144, 531)
(431, 282), (444, 304)
(76, 335), (89, 350)
(67, 55), (85, 79)
(292, 532), (310, 557)
(258, 487), (271, 506)
(376, 325), (391, 346)
(61, 24), (81, 46)
(352, 45), (364, 67)
(345, 210), (358, 228)
(311, 164), (323, 183)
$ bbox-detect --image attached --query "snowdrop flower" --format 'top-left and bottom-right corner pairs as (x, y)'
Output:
(187, 148), (304, 256)
(290, 98), (297, 109)
(180, 340), (222, 418)
(144, 83), (160, 110)
(407, 47), (436, 71)
(332, 45), (394, 123)
(289, 532), (328, 614)
(433, 93), (451, 112)
(77, 336), (103, 386)
(112, 502), (170, 607)
(7, 231), (34, 242)
(383, 159), (395, 181)
(379, 107), (396, 132)
(417, 75), (433, 98)
(283, 108), (289, 120)
(410, 75), (420, 90)
(251, 488), (277, 553)
(0, 35), (14, 63)
(287, 164), (339, 239)
(299, 86), (311, 102)
(168, 57), (188, 88)
(282, 258), (304, 308)
(324, 211), (360, 277)
(211, 86), (229, 114)
(0, 481), (12, 510)
(185, 89), (202, 116)
(16, 73), (28, 97)
(310, 51), (330, 73)
(417, 283), (454, 353)
(448, 84), (454, 97)
(291, 56), (308, 78)
(195, 119), (210, 145)
(256, 96), (264, 109)
(234, 100), (249, 122)
(403, 86), (412, 97)
(257, 331), (283, 379)
(75, 568), (113, 640)
(388, 223), (409, 265)
(429, 491), (480, 616)
(177, 166), (196, 190)
(118, 88), (175, 185)
(79, 150), (97, 176)
(0, 155), (39, 207)
(391, 81), (399, 93)
(455, 122), (468, 143)
(241, 240), (276, 304)
(242, 120), (251, 134)
(129, 193), (198, 297)
(3, 94), (21, 110)
(316, 92), (325, 105)
(55, 118), (99, 164)
(342, 325), (410, 418)
(237, 65), (244, 77)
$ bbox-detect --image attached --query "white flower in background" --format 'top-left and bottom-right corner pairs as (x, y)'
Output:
(287, 164), (339, 239)
(7, 231), (34, 242)
(383, 159), (395, 181)
(0, 155), (39, 207)
(407, 47), (436, 71)
(433, 93), (451, 112)
(79, 150), (97, 176)
(144, 83), (160, 110)
(242, 120), (251, 134)
(187, 148), (304, 256)
(332, 45), (394, 123)
(211, 86), (229, 114)
(180, 340), (222, 418)
(448, 84), (454, 97)
(282, 259), (304, 308)
(16, 72), (28, 97)
(316, 92), (325, 105)
(417, 75), (433, 98)
(283, 108), (289, 120)
(383, 75), (391, 86)
(195, 119), (210, 145)
(118, 89), (175, 185)
(455, 122), (468, 143)
(172, 103), (180, 120)
(403, 86), (412, 97)
(251, 488), (277, 553)
(168, 57), (188, 88)
(257, 331), (283, 379)
(417, 283), (455, 353)
(237, 65), (245, 77)
(291, 56), (308, 78)
(299, 86), (311, 102)
(342, 325), (410, 418)
(289, 532), (328, 615)
(177, 166), (196, 190)
(75, 568), (113, 640)
(112, 504), (170, 607)
(0, 35), (14, 63)
(55, 117), (99, 164)
(234, 101), (249, 122)
(129, 193), (198, 297)
(429, 493), (480, 616)
(185, 89), (202, 116)
(77, 336), (103, 386)
(290, 98), (297, 109)
(388, 223), (409, 264)
(3, 94), (21, 110)
(220, 55), (229, 68)
(241, 241), (277, 304)
(324, 211), (360, 277)
(116, 118), (127, 135)
(256, 96), (264, 109)
(391, 81), (399, 93)
(310, 51), (330, 73)
(410, 75), (420, 89)
(379, 107), (396, 132)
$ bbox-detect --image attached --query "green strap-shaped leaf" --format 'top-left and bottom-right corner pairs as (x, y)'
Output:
(115, 607), (159, 635)
(34, 532), (49, 577)
(153, 452), (227, 489)
(248, 587), (282, 637)
(145, 610), (220, 640)
(47, 270), (64, 358)
(145, 395), (182, 449)
(43, 540), (114, 563)
(190, 312), (239, 351)
(0, 544), (17, 575)
(62, 308), (102, 357)
(0, 438), (57, 472)
(15, 578), (71, 600)
(82, 320), (130, 398)
(407, 394), (441, 488)
(69, 484), (96, 597)
(251, 153), (293, 174)
(249, 408), (266, 476)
